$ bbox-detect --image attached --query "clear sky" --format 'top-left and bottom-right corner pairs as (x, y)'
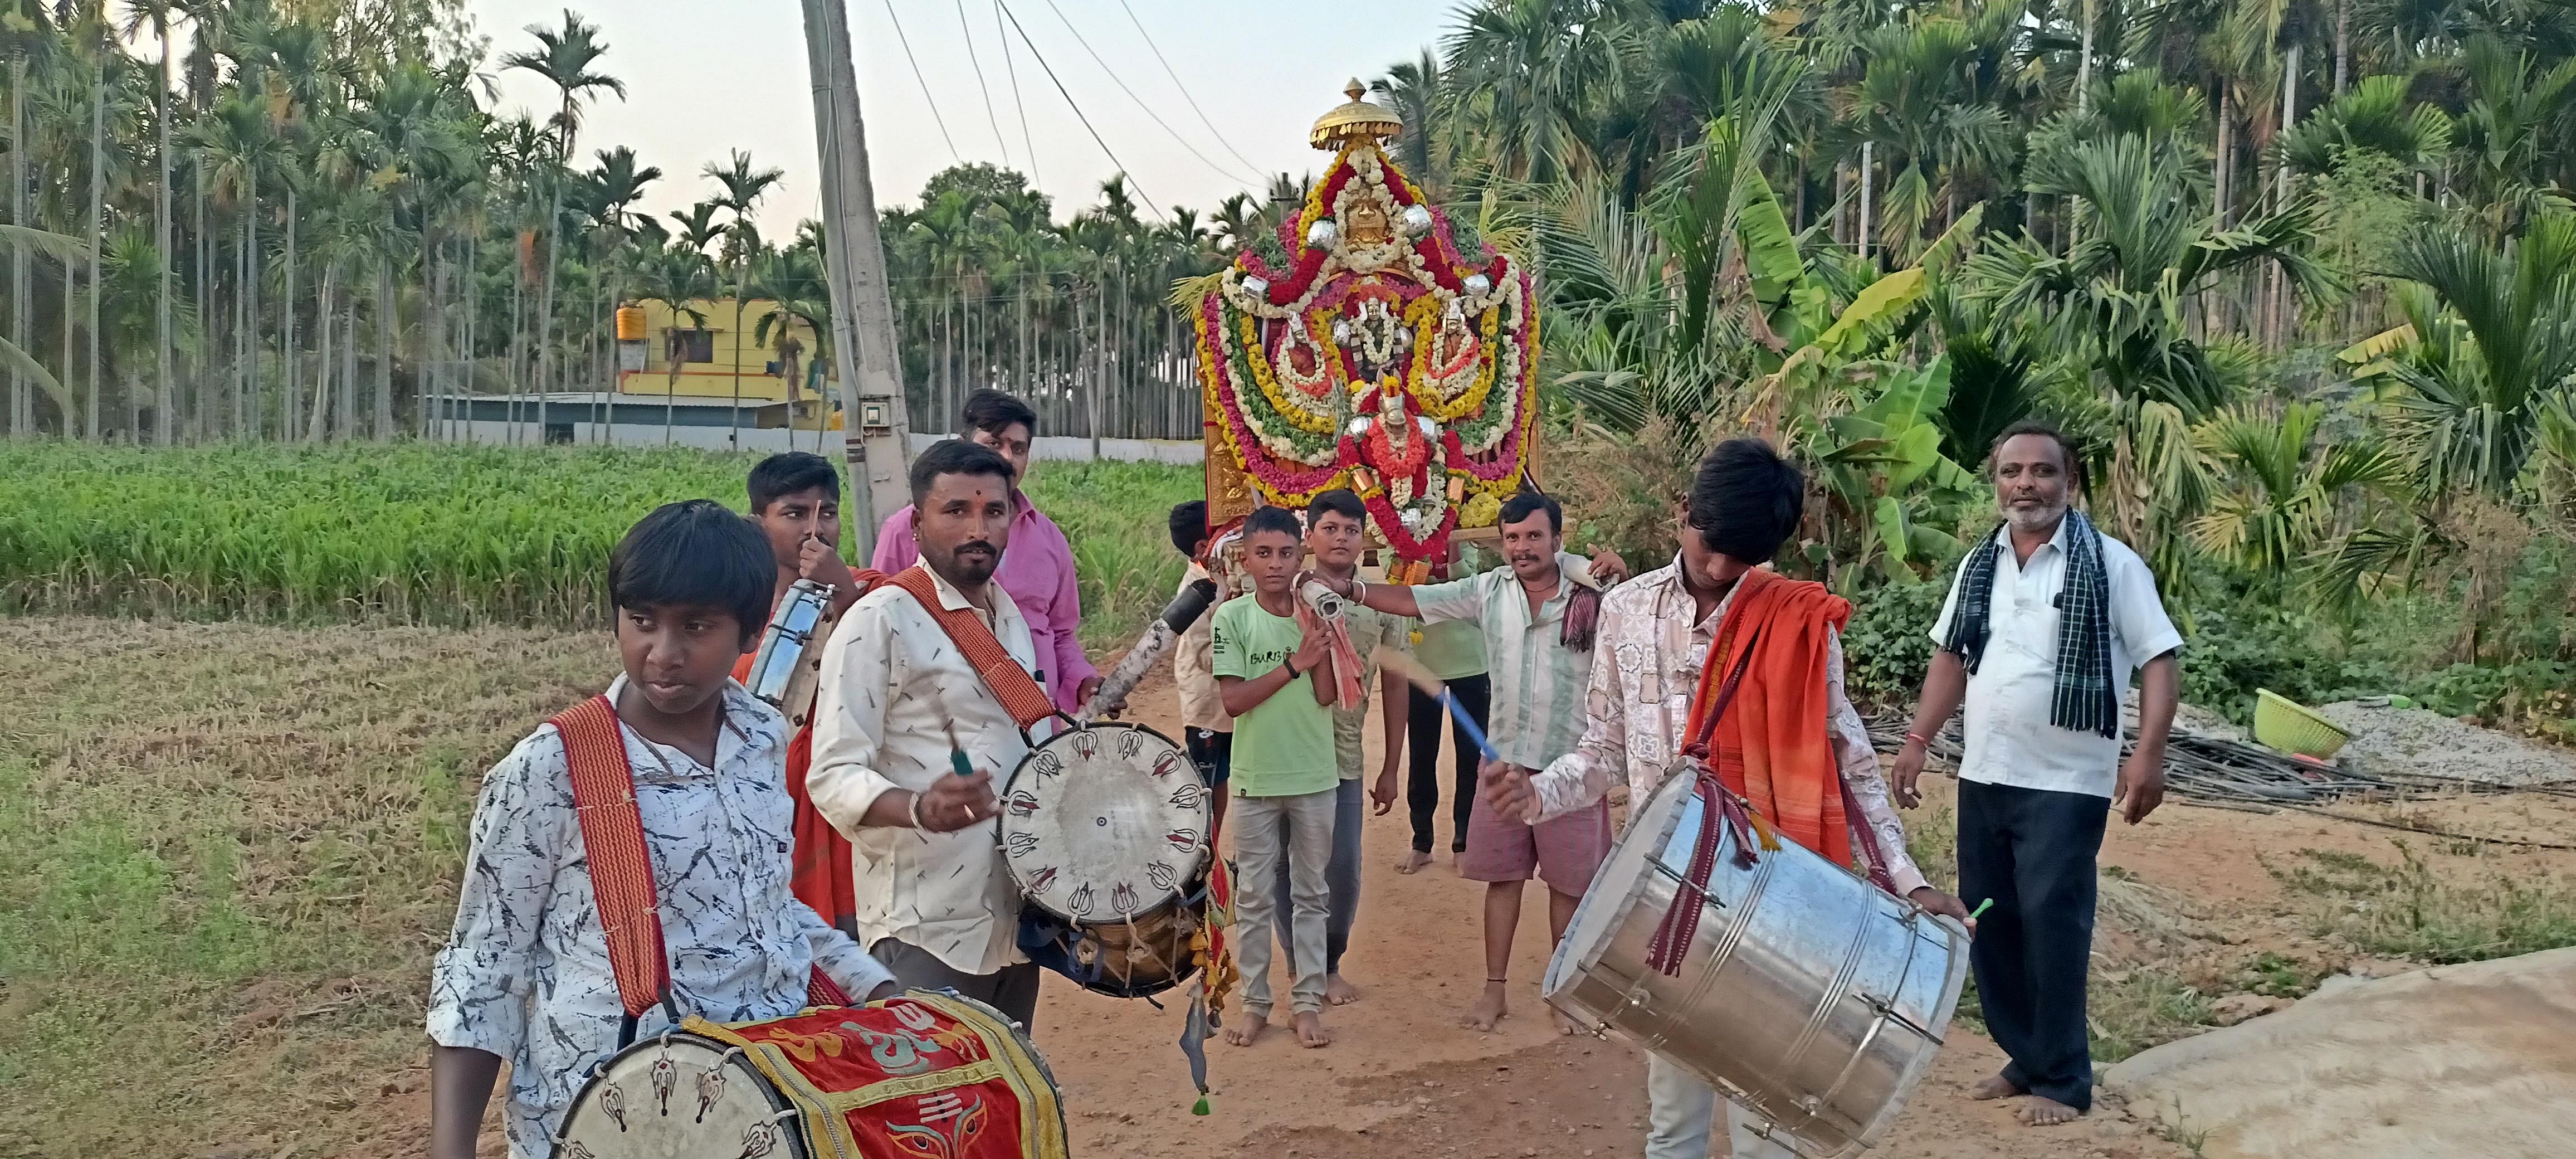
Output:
(466, 1), (1458, 237)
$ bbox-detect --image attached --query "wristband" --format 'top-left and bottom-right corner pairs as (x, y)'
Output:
(1902, 732), (1930, 749)
(1285, 658), (1306, 679)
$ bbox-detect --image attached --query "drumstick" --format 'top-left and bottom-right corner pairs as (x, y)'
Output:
(1375, 647), (1500, 763)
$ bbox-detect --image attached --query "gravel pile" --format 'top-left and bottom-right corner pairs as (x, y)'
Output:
(2314, 700), (2576, 787)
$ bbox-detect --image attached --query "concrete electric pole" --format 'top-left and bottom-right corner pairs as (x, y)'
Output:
(800, 0), (913, 562)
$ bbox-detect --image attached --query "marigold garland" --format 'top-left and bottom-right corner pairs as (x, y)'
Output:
(1193, 137), (1542, 561)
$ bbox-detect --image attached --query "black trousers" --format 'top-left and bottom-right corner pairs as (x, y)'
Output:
(1956, 778), (2108, 1112)
(1404, 672), (1491, 854)
(870, 937), (1043, 1030)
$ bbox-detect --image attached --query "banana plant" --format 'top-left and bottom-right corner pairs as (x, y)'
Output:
(1802, 355), (1985, 590)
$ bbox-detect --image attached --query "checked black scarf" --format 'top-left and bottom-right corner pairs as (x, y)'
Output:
(1939, 508), (2119, 738)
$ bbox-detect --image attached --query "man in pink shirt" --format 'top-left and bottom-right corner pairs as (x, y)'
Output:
(872, 389), (1101, 713)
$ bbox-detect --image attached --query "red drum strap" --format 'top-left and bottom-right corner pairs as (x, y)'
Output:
(553, 694), (849, 1021)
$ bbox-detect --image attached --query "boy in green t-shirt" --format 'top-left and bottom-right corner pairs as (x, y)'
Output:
(1212, 505), (1338, 1049)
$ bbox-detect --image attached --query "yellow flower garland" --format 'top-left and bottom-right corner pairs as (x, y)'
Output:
(1235, 312), (1340, 436)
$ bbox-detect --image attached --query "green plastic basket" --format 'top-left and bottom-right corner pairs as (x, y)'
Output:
(2254, 688), (2350, 759)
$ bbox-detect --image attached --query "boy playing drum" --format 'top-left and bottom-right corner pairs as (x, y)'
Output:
(426, 500), (896, 1159)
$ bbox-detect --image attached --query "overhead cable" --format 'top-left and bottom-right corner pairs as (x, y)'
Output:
(1036, 0), (1263, 189)
(993, 0), (1170, 226)
(1114, 0), (1265, 178)
(881, 0), (960, 162)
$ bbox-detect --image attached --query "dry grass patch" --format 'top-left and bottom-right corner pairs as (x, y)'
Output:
(0, 616), (612, 1157)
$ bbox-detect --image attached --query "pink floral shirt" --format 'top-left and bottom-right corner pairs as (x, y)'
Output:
(1529, 561), (1928, 896)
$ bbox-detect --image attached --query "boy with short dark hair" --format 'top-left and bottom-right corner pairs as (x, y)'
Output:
(748, 450), (866, 619)
(427, 500), (895, 1159)
(1289, 488), (1408, 1007)
(1212, 504), (1338, 1050)
(1168, 499), (1233, 837)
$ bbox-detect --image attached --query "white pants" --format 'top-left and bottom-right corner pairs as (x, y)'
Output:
(1646, 1055), (1802, 1159)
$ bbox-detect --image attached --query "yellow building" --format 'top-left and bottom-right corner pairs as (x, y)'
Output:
(615, 298), (830, 417)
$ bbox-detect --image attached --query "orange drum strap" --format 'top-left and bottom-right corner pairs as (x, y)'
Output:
(552, 695), (672, 1022)
(553, 695), (855, 1035)
(888, 566), (1058, 731)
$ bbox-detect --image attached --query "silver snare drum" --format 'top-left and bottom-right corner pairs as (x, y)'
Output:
(1542, 768), (1969, 1158)
(744, 579), (834, 727)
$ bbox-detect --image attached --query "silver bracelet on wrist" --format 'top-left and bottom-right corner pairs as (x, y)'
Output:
(907, 790), (930, 831)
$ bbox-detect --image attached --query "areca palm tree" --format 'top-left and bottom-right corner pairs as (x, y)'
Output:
(119, 0), (182, 443)
(2190, 400), (2400, 578)
(705, 147), (781, 435)
(502, 9), (624, 439)
(2377, 217), (2576, 501)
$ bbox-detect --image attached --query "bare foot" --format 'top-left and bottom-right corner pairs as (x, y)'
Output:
(1325, 973), (1361, 1006)
(1223, 1011), (1269, 1048)
(1292, 1010), (1333, 1049)
(1461, 981), (1507, 1031)
(2017, 1096), (2083, 1126)
(1394, 849), (1432, 875)
(1549, 1005), (1584, 1036)
(1969, 1073), (2024, 1101)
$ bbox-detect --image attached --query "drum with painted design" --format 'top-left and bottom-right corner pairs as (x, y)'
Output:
(554, 990), (1066, 1159)
(999, 722), (1209, 923)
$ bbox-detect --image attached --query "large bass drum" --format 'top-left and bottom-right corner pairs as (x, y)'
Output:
(554, 990), (1067, 1159)
(999, 722), (1212, 997)
(1543, 768), (1970, 1158)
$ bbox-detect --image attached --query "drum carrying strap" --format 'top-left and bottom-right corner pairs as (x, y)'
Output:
(886, 566), (1061, 732)
(552, 696), (852, 1048)
(1653, 634), (1767, 977)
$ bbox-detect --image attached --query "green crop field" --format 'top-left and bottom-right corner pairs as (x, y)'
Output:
(0, 441), (1199, 650)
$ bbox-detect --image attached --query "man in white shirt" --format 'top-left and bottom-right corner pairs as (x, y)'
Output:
(1892, 421), (2183, 1127)
(808, 439), (1048, 1026)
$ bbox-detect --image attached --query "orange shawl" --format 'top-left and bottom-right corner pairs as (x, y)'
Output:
(1682, 567), (1855, 865)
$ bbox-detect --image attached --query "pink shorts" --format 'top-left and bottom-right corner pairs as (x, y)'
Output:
(1460, 790), (1612, 894)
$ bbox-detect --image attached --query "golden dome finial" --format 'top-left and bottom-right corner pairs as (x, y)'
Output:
(1311, 79), (1403, 150)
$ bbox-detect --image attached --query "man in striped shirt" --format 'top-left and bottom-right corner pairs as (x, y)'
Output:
(1312, 491), (1617, 1034)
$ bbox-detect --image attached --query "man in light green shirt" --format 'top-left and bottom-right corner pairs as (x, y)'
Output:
(1282, 489), (1408, 1008)
(1211, 506), (1338, 1048)
(1319, 492), (1623, 1034)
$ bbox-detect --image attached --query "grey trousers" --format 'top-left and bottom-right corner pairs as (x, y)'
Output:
(1274, 776), (1363, 976)
(868, 937), (1043, 1029)
(1231, 787), (1335, 1016)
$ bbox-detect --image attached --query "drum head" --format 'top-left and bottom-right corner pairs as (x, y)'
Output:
(1001, 722), (1209, 922)
(558, 1031), (803, 1159)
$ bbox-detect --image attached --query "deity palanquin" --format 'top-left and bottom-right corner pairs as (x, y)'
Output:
(1191, 81), (1541, 564)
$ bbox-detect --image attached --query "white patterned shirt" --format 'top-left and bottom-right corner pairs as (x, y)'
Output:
(426, 676), (896, 1159)
(1407, 552), (1597, 770)
(807, 567), (1045, 976)
(1528, 560), (1928, 897)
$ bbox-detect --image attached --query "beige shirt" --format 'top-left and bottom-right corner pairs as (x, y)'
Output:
(1173, 562), (1232, 734)
(1529, 561), (1928, 897)
(807, 567), (1045, 975)
(1330, 601), (1412, 778)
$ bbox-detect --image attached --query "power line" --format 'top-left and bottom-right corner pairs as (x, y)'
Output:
(993, 0), (1170, 226)
(955, 0), (1012, 168)
(994, 0), (1040, 186)
(1114, 0), (1265, 178)
(1036, 0), (1263, 189)
(880, 0), (960, 162)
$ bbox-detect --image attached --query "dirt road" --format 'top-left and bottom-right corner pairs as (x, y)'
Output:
(1039, 666), (2199, 1159)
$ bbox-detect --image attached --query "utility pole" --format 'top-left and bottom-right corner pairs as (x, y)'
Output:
(800, 0), (912, 562)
